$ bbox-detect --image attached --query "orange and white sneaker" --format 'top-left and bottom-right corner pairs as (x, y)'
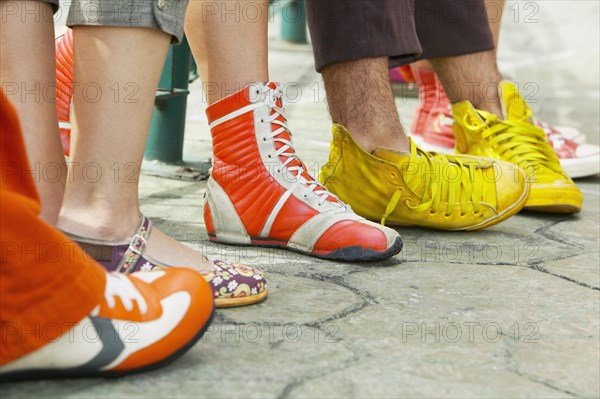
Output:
(0, 269), (214, 382)
(55, 28), (73, 157)
(204, 82), (402, 261)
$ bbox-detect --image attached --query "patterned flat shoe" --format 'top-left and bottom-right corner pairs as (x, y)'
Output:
(204, 259), (268, 308)
(66, 214), (268, 308)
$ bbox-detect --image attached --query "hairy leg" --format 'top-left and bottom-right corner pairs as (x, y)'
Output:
(413, 0), (506, 117)
(430, 50), (504, 117)
(322, 57), (410, 153)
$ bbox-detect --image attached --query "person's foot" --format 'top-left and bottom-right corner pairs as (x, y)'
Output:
(53, 29), (267, 307)
(412, 105), (599, 180)
(452, 81), (583, 213)
(55, 29), (219, 275)
(409, 68), (598, 179)
(204, 82), (402, 262)
(0, 269), (214, 382)
(58, 211), (215, 274)
(536, 120), (587, 145)
(409, 67), (455, 149)
(319, 124), (529, 231)
(409, 66), (439, 138)
(537, 121), (599, 178)
(61, 214), (268, 308)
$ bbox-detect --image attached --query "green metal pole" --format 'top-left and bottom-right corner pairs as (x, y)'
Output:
(145, 37), (192, 163)
(281, 0), (307, 43)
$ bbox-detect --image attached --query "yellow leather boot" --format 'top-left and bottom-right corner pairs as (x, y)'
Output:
(319, 124), (530, 230)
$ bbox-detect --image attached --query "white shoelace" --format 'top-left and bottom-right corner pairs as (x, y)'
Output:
(260, 84), (344, 209)
(103, 273), (148, 315)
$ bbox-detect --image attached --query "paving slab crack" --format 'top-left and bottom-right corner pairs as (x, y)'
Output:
(534, 216), (587, 251)
(509, 369), (581, 398)
(277, 354), (365, 399)
(526, 262), (600, 291)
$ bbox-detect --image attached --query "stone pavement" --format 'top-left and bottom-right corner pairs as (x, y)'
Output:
(2, 1), (599, 398)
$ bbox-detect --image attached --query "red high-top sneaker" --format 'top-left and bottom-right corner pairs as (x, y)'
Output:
(55, 28), (73, 157)
(410, 67), (455, 148)
(409, 66), (436, 136)
(204, 83), (403, 262)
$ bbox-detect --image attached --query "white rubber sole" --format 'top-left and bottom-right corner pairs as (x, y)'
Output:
(560, 154), (600, 179)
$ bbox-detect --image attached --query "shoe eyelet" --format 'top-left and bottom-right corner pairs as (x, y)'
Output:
(260, 118), (264, 123)
(428, 209), (436, 215)
(444, 213), (451, 218)
(263, 137), (267, 141)
(459, 212), (466, 217)
(389, 171), (398, 179)
(267, 154), (272, 158)
(276, 169), (281, 173)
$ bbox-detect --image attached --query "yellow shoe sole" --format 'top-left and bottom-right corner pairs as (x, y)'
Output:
(215, 289), (269, 308)
(525, 185), (583, 213)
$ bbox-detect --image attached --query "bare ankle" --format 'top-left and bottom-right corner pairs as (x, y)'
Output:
(323, 57), (410, 153)
(57, 205), (141, 241)
(348, 124), (410, 153)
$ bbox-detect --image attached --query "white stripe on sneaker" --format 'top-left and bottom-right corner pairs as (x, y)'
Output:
(260, 190), (293, 237)
(208, 103), (263, 129)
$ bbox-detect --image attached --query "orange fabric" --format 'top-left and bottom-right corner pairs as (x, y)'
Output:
(0, 92), (106, 365)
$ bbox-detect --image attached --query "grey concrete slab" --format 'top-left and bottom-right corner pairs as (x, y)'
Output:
(2, 1), (598, 398)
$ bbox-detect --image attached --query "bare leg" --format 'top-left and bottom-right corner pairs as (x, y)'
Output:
(57, 27), (211, 272)
(486, 0), (506, 48)
(0, 1), (66, 224)
(323, 51), (502, 152)
(184, 0), (269, 104)
(429, 51), (504, 117)
(412, 0), (505, 117)
(322, 57), (410, 153)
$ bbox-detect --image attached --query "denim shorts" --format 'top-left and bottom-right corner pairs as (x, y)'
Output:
(42, 0), (188, 43)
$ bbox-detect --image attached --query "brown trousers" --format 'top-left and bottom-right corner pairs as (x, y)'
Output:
(306, 0), (495, 71)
